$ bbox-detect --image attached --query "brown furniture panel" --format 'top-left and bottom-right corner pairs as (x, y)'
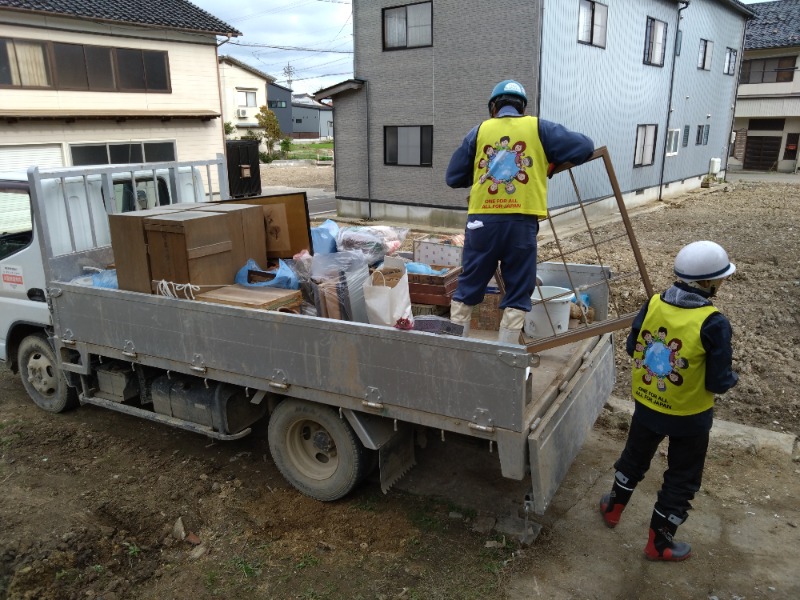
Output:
(191, 204), (268, 269)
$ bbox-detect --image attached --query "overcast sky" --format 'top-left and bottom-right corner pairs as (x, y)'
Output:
(189, 0), (767, 96)
(190, 0), (354, 96)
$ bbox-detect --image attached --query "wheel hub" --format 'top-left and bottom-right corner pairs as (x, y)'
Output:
(27, 352), (57, 396)
(313, 430), (334, 453)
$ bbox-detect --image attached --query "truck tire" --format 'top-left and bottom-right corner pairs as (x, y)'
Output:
(17, 334), (77, 413)
(268, 398), (368, 501)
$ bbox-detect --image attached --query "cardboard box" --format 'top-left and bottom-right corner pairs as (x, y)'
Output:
(144, 211), (235, 293)
(196, 284), (302, 312)
(191, 204), (268, 270)
(109, 207), (188, 294)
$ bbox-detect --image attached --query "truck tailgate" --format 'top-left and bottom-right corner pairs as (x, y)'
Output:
(527, 333), (615, 514)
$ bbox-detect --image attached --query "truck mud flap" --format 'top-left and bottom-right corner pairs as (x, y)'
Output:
(378, 424), (415, 494)
(527, 334), (615, 515)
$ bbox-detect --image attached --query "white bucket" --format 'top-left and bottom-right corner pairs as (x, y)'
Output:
(524, 286), (575, 338)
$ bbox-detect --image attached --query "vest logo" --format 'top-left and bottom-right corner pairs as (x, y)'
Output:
(634, 327), (688, 392)
(478, 138), (532, 195)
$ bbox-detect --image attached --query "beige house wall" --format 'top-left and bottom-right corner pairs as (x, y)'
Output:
(218, 61), (269, 133)
(0, 11), (226, 187)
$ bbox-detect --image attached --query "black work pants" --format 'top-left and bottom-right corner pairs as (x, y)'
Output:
(614, 414), (709, 521)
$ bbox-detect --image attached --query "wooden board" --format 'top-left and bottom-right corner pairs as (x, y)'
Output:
(196, 284), (302, 312)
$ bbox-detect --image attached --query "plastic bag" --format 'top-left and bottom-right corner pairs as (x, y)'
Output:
(310, 219), (339, 255)
(310, 251), (369, 322)
(91, 269), (119, 289)
(405, 262), (449, 276)
(336, 225), (409, 265)
(235, 259), (300, 290)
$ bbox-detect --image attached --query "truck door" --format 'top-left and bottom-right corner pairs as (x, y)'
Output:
(0, 182), (49, 361)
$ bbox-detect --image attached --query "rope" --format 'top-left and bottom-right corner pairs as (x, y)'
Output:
(155, 280), (202, 300)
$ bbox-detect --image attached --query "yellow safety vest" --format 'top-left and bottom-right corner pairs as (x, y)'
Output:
(469, 116), (549, 216)
(631, 295), (719, 416)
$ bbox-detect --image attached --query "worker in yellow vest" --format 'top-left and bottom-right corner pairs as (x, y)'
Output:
(600, 241), (739, 561)
(445, 79), (594, 342)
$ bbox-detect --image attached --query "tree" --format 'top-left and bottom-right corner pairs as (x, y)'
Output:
(255, 106), (282, 157)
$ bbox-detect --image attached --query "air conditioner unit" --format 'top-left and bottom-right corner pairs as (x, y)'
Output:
(236, 108), (247, 118)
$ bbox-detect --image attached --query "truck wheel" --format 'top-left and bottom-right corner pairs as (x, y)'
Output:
(17, 334), (77, 413)
(268, 399), (368, 501)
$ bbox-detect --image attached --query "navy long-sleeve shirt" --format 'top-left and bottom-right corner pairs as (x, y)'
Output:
(445, 106), (595, 189)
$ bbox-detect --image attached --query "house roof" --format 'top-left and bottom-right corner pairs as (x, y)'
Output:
(0, 109), (220, 123)
(268, 81), (293, 93)
(218, 55), (275, 82)
(744, 0), (800, 50)
(314, 79), (365, 101)
(0, 0), (241, 36)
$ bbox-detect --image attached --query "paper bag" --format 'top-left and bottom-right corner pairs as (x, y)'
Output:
(363, 256), (413, 327)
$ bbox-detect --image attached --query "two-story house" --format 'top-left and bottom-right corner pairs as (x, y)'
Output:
(292, 93), (334, 139)
(316, 0), (753, 227)
(730, 0), (800, 173)
(219, 55), (275, 148)
(0, 0), (238, 172)
(268, 81), (294, 137)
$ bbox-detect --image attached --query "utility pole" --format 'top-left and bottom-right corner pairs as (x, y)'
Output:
(283, 63), (296, 89)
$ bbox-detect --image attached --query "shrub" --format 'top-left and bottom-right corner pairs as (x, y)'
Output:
(259, 152), (272, 164)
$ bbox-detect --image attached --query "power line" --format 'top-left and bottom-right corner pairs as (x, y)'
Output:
(229, 41), (352, 53)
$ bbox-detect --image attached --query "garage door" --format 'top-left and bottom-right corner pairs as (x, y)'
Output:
(743, 136), (781, 171)
(0, 144), (64, 172)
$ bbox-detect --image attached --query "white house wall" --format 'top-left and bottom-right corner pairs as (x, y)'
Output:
(540, 0), (745, 208)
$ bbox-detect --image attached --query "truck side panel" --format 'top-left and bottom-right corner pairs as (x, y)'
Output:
(51, 284), (533, 432)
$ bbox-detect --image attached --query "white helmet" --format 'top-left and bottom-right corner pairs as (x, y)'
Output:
(674, 241), (736, 281)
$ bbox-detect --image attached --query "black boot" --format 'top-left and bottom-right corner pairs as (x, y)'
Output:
(644, 509), (692, 561)
(599, 471), (634, 528)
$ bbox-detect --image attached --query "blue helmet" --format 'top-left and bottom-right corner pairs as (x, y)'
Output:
(488, 80), (528, 112)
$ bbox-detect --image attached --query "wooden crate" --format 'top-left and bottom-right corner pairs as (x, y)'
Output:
(109, 207), (190, 294)
(196, 284), (302, 312)
(408, 265), (461, 306)
(190, 204), (268, 269)
(144, 211), (235, 293)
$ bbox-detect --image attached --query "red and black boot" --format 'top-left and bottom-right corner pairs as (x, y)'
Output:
(644, 509), (692, 561)
(599, 471), (634, 528)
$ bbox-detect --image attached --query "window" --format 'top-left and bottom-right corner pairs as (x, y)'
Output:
(666, 129), (680, 156)
(385, 125), (433, 166)
(0, 37), (169, 92)
(267, 100), (287, 108)
(0, 190), (33, 260)
(676, 30), (682, 56)
(295, 118), (302, 124)
(70, 141), (176, 167)
(748, 118), (785, 131)
(634, 124), (657, 167)
(383, 2), (432, 50)
(724, 47), (737, 75)
(696, 125), (710, 146)
(113, 178), (171, 212)
(237, 90), (257, 107)
(578, 1), (607, 48)
(784, 133), (799, 161)
(0, 38), (51, 87)
(682, 125), (690, 147)
(741, 56), (796, 84)
(643, 17), (667, 67)
(697, 39), (713, 70)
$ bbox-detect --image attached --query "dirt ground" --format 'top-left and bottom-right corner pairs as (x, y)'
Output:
(1, 169), (799, 600)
